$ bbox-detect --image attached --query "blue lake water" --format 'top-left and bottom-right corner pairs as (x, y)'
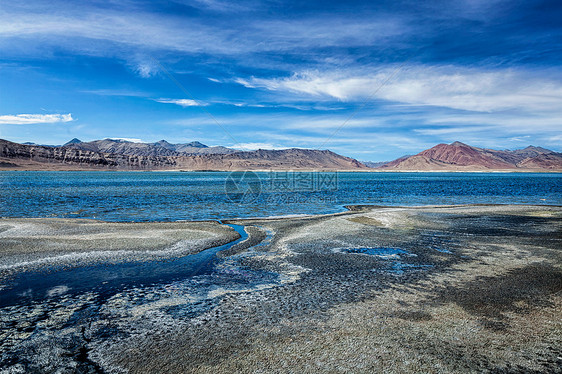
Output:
(1, 171), (561, 222)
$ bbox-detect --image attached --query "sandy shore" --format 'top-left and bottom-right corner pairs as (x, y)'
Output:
(1, 205), (561, 373)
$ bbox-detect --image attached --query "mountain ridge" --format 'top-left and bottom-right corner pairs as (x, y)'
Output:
(65, 138), (236, 157)
(375, 142), (562, 171)
(1, 138), (560, 171)
(0, 138), (367, 171)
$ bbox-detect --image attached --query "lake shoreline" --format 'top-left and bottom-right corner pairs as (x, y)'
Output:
(1, 203), (561, 276)
(2, 166), (562, 172)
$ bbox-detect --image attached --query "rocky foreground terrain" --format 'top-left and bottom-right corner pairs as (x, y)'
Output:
(1, 205), (560, 373)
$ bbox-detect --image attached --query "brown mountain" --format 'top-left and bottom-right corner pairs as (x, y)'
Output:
(0, 139), (367, 171)
(65, 138), (236, 156)
(377, 142), (562, 171)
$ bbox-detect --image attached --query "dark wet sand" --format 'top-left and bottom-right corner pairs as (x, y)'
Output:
(1, 205), (561, 373)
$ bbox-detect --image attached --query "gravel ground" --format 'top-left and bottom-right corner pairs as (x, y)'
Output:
(1, 205), (561, 373)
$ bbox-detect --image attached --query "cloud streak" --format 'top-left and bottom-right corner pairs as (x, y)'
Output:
(0, 5), (405, 58)
(155, 99), (207, 107)
(0, 114), (73, 125)
(237, 67), (562, 113)
(234, 142), (287, 150)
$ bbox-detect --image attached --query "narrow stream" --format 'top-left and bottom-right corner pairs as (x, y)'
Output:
(0, 223), (248, 308)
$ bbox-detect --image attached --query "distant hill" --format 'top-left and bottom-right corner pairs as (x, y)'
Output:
(0, 138), (367, 171)
(63, 138), (82, 146)
(362, 161), (388, 168)
(376, 142), (562, 171)
(363, 155), (412, 168)
(21, 142), (59, 147)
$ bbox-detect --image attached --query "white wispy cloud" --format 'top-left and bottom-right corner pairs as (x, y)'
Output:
(0, 6), (405, 59)
(0, 113), (73, 125)
(508, 135), (531, 142)
(413, 126), (494, 136)
(155, 98), (207, 107)
(281, 117), (382, 130)
(234, 142), (287, 150)
(424, 113), (562, 130)
(189, 0), (258, 13)
(251, 131), (434, 153)
(129, 57), (159, 78)
(236, 67), (562, 113)
(547, 134), (562, 144)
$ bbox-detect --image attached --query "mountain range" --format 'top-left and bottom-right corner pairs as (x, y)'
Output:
(0, 138), (365, 170)
(26, 138), (237, 156)
(374, 141), (562, 171)
(0, 138), (560, 171)
(69, 138), (238, 156)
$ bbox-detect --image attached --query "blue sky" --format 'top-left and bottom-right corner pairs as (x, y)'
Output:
(0, 0), (561, 161)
